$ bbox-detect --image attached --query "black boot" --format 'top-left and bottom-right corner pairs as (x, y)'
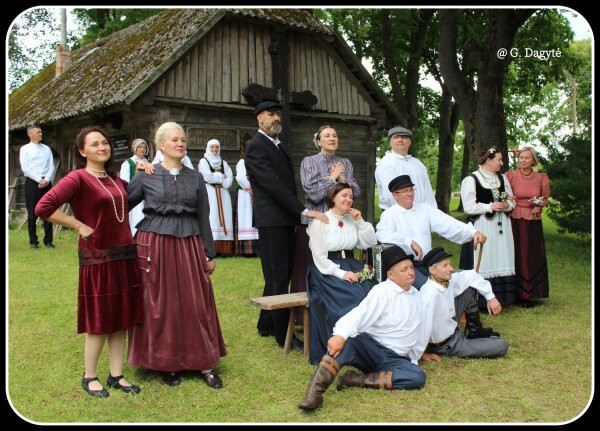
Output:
(298, 355), (340, 410)
(336, 370), (393, 391)
(465, 300), (500, 339)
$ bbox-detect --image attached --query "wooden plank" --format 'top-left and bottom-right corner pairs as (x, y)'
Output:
(182, 53), (190, 100)
(287, 32), (295, 91)
(167, 68), (175, 98)
(190, 45), (199, 100)
(222, 21), (231, 102)
(239, 22), (249, 100)
(199, 37), (207, 101)
(248, 23), (256, 85)
(255, 25), (265, 86)
(206, 28), (215, 102)
(213, 23), (223, 102)
(175, 59), (183, 99)
(328, 56), (338, 113)
(294, 33), (302, 91)
(301, 33), (309, 91)
(319, 45), (330, 111)
(249, 292), (308, 310)
(351, 84), (359, 114)
(230, 20), (240, 102)
(263, 28), (272, 89)
(312, 37), (321, 110)
(338, 64), (347, 114)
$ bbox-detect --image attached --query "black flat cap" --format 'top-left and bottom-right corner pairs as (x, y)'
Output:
(422, 247), (453, 269)
(381, 245), (414, 281)
(254, 101), (283, 116)
(388, 175), (415, 193)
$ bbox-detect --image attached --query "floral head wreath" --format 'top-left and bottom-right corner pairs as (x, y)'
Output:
(486, 147), (497, 156)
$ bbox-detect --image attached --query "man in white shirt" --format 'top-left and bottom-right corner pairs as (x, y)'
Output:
(299, 246), (434, 411)
(19, 125), (55, 249)
(375, 126), (437, 210)
(420, 247), (508, 358)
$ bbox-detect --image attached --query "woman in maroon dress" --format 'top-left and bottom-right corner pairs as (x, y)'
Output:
(127, 122), (226, 388)
(35, 126), (143, 398)
(505, 147), (551, 307)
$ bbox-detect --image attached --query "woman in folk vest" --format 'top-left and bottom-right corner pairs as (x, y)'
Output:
(119, 138), (148, 236)
(198, 139), (234, 255)
(459, 147), (517, 308)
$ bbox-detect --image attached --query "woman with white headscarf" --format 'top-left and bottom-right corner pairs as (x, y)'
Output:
(120, 138), (148, 236)
(198, 139), (234, 255)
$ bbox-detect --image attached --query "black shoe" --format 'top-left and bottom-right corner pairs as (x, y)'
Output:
(200, 371), (223, 389)
(106, 374), (141, 394)
(467, 327), (500, 339)
(162, 372), (181, 386)
(81, 375), (110, 398)
(291, 337), (304, 353)
(44, 243), (56, 249)
(521, 300), (536, 308)
(30, 243), (39, 249)
(258, 329), (275, 337)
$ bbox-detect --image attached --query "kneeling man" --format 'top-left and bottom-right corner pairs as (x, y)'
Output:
(420, 247), (509, 359)
(299, 246), (431, 411)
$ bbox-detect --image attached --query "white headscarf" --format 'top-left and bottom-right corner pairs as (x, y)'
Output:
(204, 139), (222, 169)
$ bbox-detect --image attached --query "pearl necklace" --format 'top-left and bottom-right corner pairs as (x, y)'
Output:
(86, 168), (125, 223)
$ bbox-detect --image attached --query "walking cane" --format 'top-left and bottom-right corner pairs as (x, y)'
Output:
(474, 241), (484, 273)
(214, 185), (228, 236)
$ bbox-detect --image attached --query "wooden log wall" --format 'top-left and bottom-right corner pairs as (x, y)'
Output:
(153, 19), (373, 118)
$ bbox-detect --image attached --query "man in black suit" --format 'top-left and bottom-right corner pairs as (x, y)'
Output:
(245, 101), (328, 351)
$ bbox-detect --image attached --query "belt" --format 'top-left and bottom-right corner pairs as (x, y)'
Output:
(78, 244), (138, 266)
(428, 336), (451, 349)
(328, 249), (354, 260)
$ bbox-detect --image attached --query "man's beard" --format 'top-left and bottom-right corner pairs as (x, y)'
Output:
(266, 122), (282, 135)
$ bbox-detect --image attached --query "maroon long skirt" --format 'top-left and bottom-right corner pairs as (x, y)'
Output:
(511, 218), (549, 300)
(128, 231), (226, 372)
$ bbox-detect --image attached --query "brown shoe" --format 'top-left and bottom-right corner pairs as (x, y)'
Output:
(337, 370), (393, 390)
(298, 355), (340, 410)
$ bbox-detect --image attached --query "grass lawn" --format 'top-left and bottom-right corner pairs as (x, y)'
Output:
(7, 200), (592, 424)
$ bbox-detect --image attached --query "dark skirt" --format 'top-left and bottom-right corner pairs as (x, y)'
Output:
(511, 218), (549, 300)
(236, 239), (259, 256)
(78, 257), (143, 334)
(215, 240), (234, 256)
(128, 231), (226, 372)
(290, 224), (312, 294)
(307, 258), (375, 364)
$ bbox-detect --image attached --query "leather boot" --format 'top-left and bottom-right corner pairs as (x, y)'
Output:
(298, 355), (340, 410)
(465, 301), (500, 339)
(337, 370), (393, 391)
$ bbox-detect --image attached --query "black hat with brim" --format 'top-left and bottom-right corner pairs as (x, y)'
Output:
(254, 100), (283, 116)
(422, 247), (453, 270)
(388, 175), (415, 193)
(381, 245), (414, 281)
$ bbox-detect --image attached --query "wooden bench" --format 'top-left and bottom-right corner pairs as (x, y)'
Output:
(249, 292), (310, 362)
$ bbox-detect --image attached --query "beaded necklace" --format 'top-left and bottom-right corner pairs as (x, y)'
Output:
(86, 168), (125, 223)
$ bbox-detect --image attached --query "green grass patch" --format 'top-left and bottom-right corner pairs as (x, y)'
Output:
(7, 204), (591, 423)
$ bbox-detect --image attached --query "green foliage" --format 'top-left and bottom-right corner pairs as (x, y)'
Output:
(544, 135), (591, 236)
(71, 9), (162, 48)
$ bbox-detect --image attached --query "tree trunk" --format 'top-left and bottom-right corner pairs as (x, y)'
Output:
(457, 140), (471, 213)
(435, 86), (459, 213)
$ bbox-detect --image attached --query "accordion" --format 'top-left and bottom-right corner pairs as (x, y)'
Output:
(366, 243), (396, 283)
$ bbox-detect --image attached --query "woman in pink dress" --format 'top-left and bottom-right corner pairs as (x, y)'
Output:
(505, 147), (551, 307)
(36, 126), (143, 398)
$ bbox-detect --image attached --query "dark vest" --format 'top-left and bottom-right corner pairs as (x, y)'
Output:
(204, 158), (223, 185)
(467, 173), (505, 222)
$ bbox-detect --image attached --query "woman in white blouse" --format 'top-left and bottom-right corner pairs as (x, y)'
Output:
(119, 138), (148, 236)
(306, 183), (377, 364)
(198, 139), (234, 255)
(459, 147), (517, 308)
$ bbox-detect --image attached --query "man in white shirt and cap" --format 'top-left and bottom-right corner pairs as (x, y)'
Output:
(376, 174), (497, 339)
(19, 125), (55, 249)
(375, 126), (436, 211)
(420, 247), (508, 359)
(299, 245), (434, 411)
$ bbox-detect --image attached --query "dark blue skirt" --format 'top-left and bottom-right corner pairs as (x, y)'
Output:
(307, 258), (375, 364)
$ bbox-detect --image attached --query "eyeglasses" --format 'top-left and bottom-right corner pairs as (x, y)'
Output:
(393, 188), (415, 195)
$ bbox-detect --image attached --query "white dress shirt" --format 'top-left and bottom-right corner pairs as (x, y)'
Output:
(258, 129), (282, 147)
(375, 152), (436, 210)
(420, 271), (495, 344)
(307, 210), (377, 279)
(19, 142), (55, 183)
(333, 279), (428, 364)
(376, 203), (477, 259)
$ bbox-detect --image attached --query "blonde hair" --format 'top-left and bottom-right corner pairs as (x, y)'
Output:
(313, 125), (336, 149)
(155, 122), (185, 151)
(518, 146), (539, 166)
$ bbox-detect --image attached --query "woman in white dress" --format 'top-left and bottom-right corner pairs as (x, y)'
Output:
(306, 182), (377, 363)
(199, 139), (234, 255)
(460, 147), (517, 307)
(119, 138), (148, 236)
(235, 134), (259, 255)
